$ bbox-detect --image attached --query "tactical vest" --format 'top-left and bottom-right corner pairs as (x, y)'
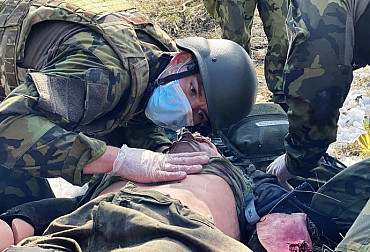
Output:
(0, 0), (176, 136)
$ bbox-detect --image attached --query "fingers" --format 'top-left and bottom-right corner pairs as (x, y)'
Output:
(168, 151), (209, 157)
(150, 164), (202, 183)
(266, 163), (276, 174)
(164, 163), (203, 174)
(166, 153), (210, 165)
(153, 171), (187, 183)
(266, 164), (273, 174)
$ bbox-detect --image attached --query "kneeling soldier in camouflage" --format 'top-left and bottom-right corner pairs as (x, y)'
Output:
(0, 0), (257, 213)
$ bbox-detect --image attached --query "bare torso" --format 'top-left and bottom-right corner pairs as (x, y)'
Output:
(99, 174), (241, 240)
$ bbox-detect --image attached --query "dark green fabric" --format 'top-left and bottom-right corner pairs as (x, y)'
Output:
(0, 166), (55, 214)
(13, 182), (252, 251)
(335, 199), (370, 252)
(283, 0), (370, 176)
(311, 158), (370, 236)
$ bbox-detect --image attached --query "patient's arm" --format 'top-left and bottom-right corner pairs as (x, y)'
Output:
(83, 146), (119, 174)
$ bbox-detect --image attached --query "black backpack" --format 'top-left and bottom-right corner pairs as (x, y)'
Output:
(214, 103), (288, 171)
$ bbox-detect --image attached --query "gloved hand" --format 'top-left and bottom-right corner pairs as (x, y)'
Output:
(266, 154), (295, 191)
(109, 145), (210, 183)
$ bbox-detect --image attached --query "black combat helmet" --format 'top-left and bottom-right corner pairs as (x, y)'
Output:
(176, 37), (257, 132)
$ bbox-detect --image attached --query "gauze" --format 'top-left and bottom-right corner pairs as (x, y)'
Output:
(145, 79), (193, 130)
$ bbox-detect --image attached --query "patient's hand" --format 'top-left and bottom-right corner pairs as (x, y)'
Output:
(194, 136), (221, 157)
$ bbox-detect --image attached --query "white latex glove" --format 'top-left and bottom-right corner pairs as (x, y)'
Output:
(266, 154), (295, 191)
(109, 145), (210, 183)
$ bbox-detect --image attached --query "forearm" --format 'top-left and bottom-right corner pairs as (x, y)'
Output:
(83, 146), (119, 174)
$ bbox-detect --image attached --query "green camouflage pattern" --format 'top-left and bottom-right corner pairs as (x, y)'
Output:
(202, 0), (289, 105)
(12, 182), (252, 251)
(335, 198), (370, 252)
(311, 158), (370, 240)
(283, 0), (359, 176)
(0, 0), (177, 211)
(0, 166), (55, 214)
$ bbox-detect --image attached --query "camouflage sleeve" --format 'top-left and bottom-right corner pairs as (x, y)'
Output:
(203, 0), (251, 51)
(120, 111), (172, 151)
(311, 158), (370, 236)
(283, 0), (354, 176)
(0, 29), (132, 185)
(0, 83), (106, 186)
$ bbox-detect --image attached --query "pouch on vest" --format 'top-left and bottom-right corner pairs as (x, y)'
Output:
(218, 103), (288, 170)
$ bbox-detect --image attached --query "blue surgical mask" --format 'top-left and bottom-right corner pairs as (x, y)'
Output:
(145, 79), (194, 130)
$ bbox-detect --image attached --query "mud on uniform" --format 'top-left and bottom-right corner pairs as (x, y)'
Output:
(202, 0), (289, 106)
(0, 0), (177, 213)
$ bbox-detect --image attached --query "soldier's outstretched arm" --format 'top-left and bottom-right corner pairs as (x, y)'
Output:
(84, 145), (209, 183)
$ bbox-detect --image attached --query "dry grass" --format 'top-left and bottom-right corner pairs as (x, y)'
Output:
(128, 0), (221, 38)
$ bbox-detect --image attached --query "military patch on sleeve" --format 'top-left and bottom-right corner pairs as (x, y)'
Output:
(29, 72), (85, 123)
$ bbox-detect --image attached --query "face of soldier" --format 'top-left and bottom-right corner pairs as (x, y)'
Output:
(178, 72), (209, 126)
(145, 52), (209, 130)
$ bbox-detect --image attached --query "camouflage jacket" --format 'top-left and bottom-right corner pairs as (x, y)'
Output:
(0, 0), (177, 186)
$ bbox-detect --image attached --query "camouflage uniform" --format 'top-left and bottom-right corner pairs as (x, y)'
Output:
(336, 198), (370, 252)
(203, 0), (289, 106)
(284, 0), (370, 176)
(0, 0), (178, 212)
(10, 182), (252, 252)
(3, 157), (253, 250)
(311, 158), (370, 250)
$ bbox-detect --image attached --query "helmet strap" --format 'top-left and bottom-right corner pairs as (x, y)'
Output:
(145, 62), (199, 107)
(154, 62), (199, 86)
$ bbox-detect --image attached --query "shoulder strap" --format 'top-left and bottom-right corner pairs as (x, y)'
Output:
(0, 0), (31, 100)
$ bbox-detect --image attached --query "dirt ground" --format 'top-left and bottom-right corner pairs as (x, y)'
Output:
(127, 0), (370, 164)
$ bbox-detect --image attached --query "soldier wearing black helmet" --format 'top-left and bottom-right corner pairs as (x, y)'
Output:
(0, 0), (257, 212)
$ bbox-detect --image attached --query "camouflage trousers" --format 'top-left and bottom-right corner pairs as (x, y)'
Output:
(335, 198), (370, 252)
(202, 0), (289, 106)
(11, 182), (252, 251)
(283, 0), (362, 176)
(0, 166), (55, 214)
(311, 158), (370, 250)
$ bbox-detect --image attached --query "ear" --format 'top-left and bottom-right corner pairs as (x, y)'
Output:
(170, 51), (193, 65)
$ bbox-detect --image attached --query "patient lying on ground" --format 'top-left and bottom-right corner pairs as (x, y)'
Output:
(1, 132), (253, 251)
